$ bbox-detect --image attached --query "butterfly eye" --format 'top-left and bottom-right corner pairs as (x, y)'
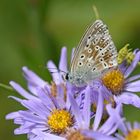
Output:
(65, 73), (69, 80)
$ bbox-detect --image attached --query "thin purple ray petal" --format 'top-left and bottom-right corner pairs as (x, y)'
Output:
(59, 47), (68, 73)
(93, 87), (103, 131)
(10, 81), (38, 100)
(114, 92), (140, 108)
(47, 60), (62, 84)
(69, 94), (83, 127)
(19, 111), (46, 124)
(125, 74), (140, 83)
(124, 51), (140, 78)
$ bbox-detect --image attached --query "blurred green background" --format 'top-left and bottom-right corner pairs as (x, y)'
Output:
(0, 0), (140, 139)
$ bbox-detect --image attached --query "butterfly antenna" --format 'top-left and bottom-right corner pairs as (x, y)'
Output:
(47, 67), (67, 74)
(92, 5), (100, 20)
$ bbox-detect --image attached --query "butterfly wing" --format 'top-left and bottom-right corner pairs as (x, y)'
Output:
(70, 20), (118, 78)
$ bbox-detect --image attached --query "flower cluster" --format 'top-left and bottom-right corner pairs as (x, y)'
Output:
(6, 47), (140, 140)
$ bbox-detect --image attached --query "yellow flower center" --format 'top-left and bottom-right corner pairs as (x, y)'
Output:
(125, 129), (140, 140)
(67, 131), (93, 140)
(102, 69), (124, 94)
(48, 109), (72, 134)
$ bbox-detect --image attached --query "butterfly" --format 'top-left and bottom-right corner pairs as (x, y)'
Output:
(65, 20), (118, 87)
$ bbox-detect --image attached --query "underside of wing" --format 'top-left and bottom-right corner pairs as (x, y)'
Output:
(70, 20), (118, 75)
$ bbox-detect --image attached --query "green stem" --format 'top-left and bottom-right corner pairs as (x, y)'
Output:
(0, 83), (14, 92)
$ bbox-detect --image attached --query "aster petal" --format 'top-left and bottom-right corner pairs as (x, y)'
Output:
(31, 129), (66, 140)
(114, 92), (140, 108)
(98, 117), (113, 133)
(10, 81), (38, 100)
(81, 130), (118, 140)
(126, 122), (132, 131)
(134, 49), (140, 54)
(106, 123), (120, 135)
(83, 87), (91, 129)
(55, 85), (66, 109)
(115, 121), (140, 140)
(27, 83), (44, 97)
(115, 134), (124, 140)
(14, 127), (30, 135)
(124, 51), (140, 78)
(99, 117), (119, 135)
(36, 88), (56, 110)
(22, 67), (45, 85)
(133, 122), (140, 129)
(90, 88), (98, 104)
(14, 122), (36, 134)
(69, 94), (83, 127)
(22, 67), (49, 95)
(14, 117), (24, 125)
(19, 111), (46, 124)
(59, 47), (68, 72)
(20, 121), (35, 129)
(93, 88), (103, 131)
(101, 85), (112, 100)
(47, 60), (62, 84)
(6, 112), (20, 120)
(21, 100), (50, 118)
(125, 74), (140, 83)
(124, 80), (140, 92)
(79, 86), (91, 129)
(65, 82), (72, 109)
(99, 104), (123, 135)
(106, 104), (127, 135)
(119, 60), (128, 74)
(8, 95), (23, 102)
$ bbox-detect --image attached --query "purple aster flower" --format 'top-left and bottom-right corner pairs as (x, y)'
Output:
(106, 102), (140, 140)
(66, 85), (120, 140)
(6, 46), (131, 140)
(6, 68), (117, 140)
(6, 47), (87, 140)
(116, 121), (140, 140)
(6, 78), (81, 139)
(97, 49), (140, 108)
